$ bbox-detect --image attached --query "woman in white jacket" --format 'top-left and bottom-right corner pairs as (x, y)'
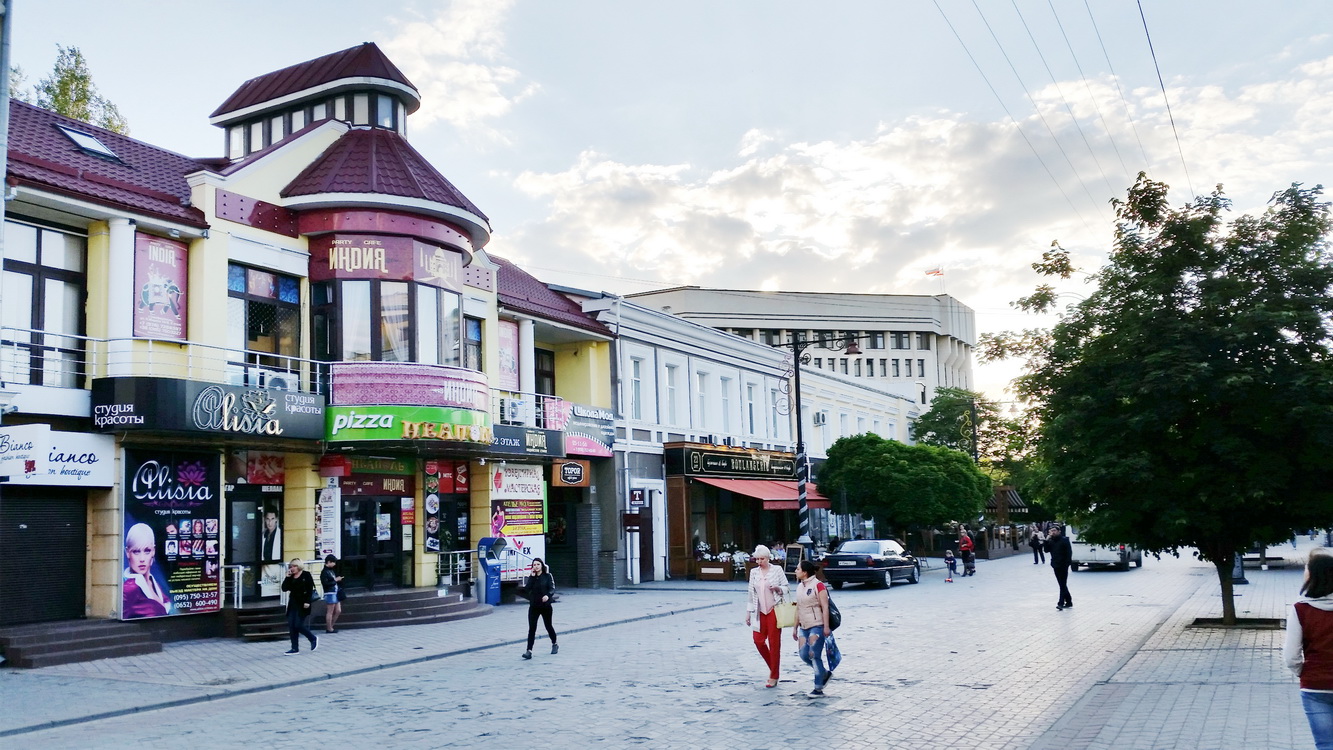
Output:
(1284, 549), (1333, 749)
(745, 544), (790, 688)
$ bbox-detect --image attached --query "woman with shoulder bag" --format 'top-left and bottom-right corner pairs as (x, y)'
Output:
(280, 558), (318, 655)
(745, 545), (791, 688)
(794, 560), (833, 695)
(520, 558), (558, 660)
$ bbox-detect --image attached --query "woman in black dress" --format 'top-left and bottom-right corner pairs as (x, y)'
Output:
(521, 558), (558, 659)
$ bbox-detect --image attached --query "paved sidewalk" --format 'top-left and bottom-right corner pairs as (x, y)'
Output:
(0, 540), (1319, 748)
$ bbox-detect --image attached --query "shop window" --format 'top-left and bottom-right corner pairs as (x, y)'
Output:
(227, 263), (301, 371)
(535, 348), (556, 395)
(463, 316), (483, 371)
(1, 219), (87, 387)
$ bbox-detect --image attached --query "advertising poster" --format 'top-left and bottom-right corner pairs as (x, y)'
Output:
(2, 430), (115, 487)
(132, 233), (189, 339)
(497, 320), (520, 391)
(122, 450), (221, 619)
(315, 480), (341, 559)
(489, 463), (545, 574)
(423, 460), (469, 553)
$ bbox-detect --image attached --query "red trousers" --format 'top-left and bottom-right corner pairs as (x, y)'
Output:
(751, 609), (781, 680)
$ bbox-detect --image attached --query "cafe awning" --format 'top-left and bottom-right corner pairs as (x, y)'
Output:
(691, 477), (831, 510)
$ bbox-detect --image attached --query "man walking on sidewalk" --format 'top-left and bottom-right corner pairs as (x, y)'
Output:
(1048, 525), (1073, 611)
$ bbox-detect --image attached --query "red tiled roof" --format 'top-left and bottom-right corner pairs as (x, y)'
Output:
(211, 43), (418, 119)
(7, 100), (209, 227)
(281, 128), (489, 222)
(493, 256), (614, 337)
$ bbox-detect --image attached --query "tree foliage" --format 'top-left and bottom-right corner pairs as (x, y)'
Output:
(990, 174), (1333, 623)
(817, 433), (991, 531)
(33, 45), (128, 134)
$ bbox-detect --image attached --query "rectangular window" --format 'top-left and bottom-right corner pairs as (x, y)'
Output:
(840, 359), (848, 375)
(770, 389), (781, 438)
(290, 109), (306, 132)
(312, 101), (328, 121)
(227, 263), (302, 378)
(352, 94), (370, 125)
(870, 332), (885, 349)
(340, 281), (373, 361)
(854, 359), (862, 377)
(892, 359), (901, 377)
(270, 114), (285, 143)
(695, 371), (708, 430)
(891, 332), (910, 349)
(3, 220), (88, 387)
(334, 96), (348, 122)
(416, 286), (440, 365)
(535, 349), (556, 396)
(857, 416), (867, 434)
(379, 282), (411, 362)
(630, 358), (644, 420)
(398, 102), (407, 135)
(733, 328), (753, 340)
(665, 365), (679, 424)
(917, 333), (931, 350)
(248, 121), (263, 153)
(811, 357), (820, 370)
(873, 419), (881, 435)
(464, 317), (483, 371)
(864, 359), (874, 377)
(917, 359), (926, 378)
(376, 94), (395, 129)
(720, 377), (732, 432)
(746, 384), (757, 434)
(879, 358), (888, 376)
(228, 127), (244, 159)
(839, 413), (849, 436)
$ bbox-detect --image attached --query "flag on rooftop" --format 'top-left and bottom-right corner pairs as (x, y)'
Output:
(925, 267), (944, 277)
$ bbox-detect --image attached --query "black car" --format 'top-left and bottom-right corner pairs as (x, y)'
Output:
(820, 539), (920, 589)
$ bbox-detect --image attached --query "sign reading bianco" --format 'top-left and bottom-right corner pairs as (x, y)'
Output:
(326, 405), (492, 444)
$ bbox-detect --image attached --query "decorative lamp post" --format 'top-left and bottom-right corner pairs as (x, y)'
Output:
(773, 332), (863, 556)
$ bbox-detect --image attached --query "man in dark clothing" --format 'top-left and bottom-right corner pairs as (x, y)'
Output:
(1029, 524), (1046, 564)
(1048, 526), (1073, 610)
(280, 558), (319, 654)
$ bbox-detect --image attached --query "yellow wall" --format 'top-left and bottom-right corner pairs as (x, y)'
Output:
(85, 221), (111, 340)
(549, 339), (612, 408)
(283, 453), (322, 560)
(87, 484), (120, 619)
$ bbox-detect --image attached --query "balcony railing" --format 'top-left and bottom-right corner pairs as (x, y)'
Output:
(492, 389), (567, 430)
(0, 326), (329, 394)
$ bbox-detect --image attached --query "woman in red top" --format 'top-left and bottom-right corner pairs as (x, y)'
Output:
(1285, 549), (1333, 749)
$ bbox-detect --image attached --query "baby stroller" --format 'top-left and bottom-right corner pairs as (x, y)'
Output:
(961, 548), (976, 576)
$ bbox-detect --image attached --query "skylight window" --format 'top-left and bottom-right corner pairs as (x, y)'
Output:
(57, 125), (120, 160)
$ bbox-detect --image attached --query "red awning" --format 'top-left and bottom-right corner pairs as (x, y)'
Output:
(691, 477), (830, 509)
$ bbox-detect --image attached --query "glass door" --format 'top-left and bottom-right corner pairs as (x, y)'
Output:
(340, 497), (402, 590)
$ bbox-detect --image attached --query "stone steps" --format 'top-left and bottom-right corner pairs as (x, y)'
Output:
(0, 620), (162, 669)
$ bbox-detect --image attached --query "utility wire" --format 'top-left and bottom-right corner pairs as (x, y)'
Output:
(1136, 0), (1195, 199)
(932, 0), (1097, 237)
(1010, 0), (1117, 198)
(1082, 0), (1151, 173)
(969, 0), (1109, 222)
(1046, 0), (1133, 184)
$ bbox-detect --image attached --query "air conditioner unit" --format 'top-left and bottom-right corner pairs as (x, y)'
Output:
(812, 412), (828, 426)
(252, 369), (298, 392)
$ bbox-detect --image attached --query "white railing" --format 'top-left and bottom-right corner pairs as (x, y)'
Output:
(437, 549), (478, 587)
(222, 564), (249, 609)
(0, 326), (329, 394)
(492, 389), (566, 430)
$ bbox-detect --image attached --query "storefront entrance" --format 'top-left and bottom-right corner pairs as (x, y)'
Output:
(0, 488), (87, 625)
(340, 497), (405, 590)
(226, 491), (285, 599)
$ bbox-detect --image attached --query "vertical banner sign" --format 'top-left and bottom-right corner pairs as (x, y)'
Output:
(133, 233), (189, 339)
(489, 463), (546, 576)
(497, 320), (520, 392)
(122, 450), (221, 619)
(315, 478), (341, 559)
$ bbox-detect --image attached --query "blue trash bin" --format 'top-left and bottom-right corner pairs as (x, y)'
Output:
(477, 537), (506, 605)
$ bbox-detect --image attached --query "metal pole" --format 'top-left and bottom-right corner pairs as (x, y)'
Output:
(793, 338), (812, 552)
(969, 398), (979, 464)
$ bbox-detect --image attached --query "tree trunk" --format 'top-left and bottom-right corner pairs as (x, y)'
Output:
(1213, 550), (1237, 625)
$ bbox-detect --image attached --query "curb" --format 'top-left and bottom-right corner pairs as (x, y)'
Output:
(0, 600), (731, 738)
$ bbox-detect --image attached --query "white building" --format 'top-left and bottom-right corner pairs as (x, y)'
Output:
(627, 287), (976, 406)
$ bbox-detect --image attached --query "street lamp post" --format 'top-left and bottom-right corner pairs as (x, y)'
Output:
(773, 332), (864, 556)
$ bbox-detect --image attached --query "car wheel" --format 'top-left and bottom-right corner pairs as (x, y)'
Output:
(831, 581), (844, 590)
(1117, 558), (1130, 571)
(1135, 556), (1143, 568)
(907, 563), (920, 584)
(882, 570), (893, 588)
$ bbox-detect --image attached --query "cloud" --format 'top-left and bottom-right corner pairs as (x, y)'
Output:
(384, 0), (536, 143)
(495, 53), (1333, 398)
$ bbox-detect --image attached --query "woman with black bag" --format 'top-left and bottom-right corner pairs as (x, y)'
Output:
(793, 560), (833, 695)
(520, 558), (558, 660)
(280, 558), (318, 655)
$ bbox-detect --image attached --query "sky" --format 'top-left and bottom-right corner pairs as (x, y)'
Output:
(13, 1), (1333, 399)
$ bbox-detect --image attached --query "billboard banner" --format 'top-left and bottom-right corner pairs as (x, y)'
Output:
(326, 404), (492, 444)
(489, 463), (545, 574)
(133, 233), (189, 339)
(122, 450), (221, 619)
(497, 320), (520, 391)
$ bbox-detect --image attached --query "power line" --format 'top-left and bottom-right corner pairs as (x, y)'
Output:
(968, 0), (1110, 223)
(932, 0), (1098, 237)
(1136, 0), (1195, 199)
(1046, 0), (1133, 185)
(1009, 0), (1117, 198)
(1082, 0), (1152, 174)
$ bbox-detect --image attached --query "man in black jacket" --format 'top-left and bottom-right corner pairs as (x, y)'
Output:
(1048, 525), (1073, 611)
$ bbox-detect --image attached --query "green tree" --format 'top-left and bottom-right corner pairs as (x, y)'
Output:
(990, 174), (1333, 624)
(9, 65), (33, 103)
(34, 45), (128, 134)
(817, 433), (990, 534)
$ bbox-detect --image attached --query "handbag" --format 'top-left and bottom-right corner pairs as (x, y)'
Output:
(826, 592), (841, 631)
(773, 601), (797, 629)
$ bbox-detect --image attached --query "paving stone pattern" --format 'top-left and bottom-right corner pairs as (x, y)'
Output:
(0, 541), (1319, 749)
